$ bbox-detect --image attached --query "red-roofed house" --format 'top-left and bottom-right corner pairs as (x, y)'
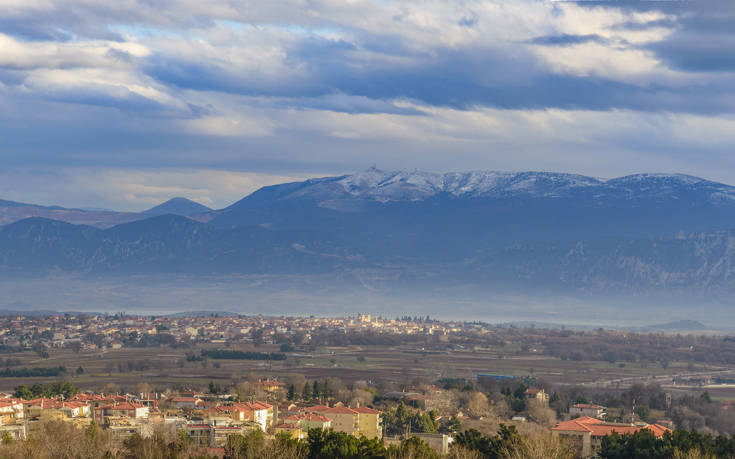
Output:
(553, 417), (670, 458)
(94, 402), (149, 424)
(274, 422), (305, 439)
(0, 399), (24, 422)
(24, 398), (90, 419)
(232, 402), (273, 431)
(202, 406), (236, 426)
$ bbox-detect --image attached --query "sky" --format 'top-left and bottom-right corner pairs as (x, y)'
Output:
(2, 0), (735, 211)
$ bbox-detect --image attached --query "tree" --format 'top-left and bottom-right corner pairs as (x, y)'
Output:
(527, 399), (556, 427)
(134, 382), (152, 398)
(599, 430), (667, 459)
(465, 392), (491, 418)
(453, 425), (520, 458)
(287, 384), (296, 401)
(225, 429), (266, 458)
(32, 342), (50, 359)
(313, 381), (321, 400)
(0, 419), (116, 458)
(13, 385), (33, 400)
(501, 431), (576, 459)
(76, 366), (84, 376)
(447, 415), (462, 433)
(1, 431), (13, 445)
(209, 380), (221, 395)
(387, 436), (439, 459)
(102, 382), (120, 395)
(306, 428), (365, 459)
(303, 382), (312, 400)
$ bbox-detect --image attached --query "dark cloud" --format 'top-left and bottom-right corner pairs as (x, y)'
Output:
(649, 33), (735, 72)
(2, 0), (735, 197)
(577, 0), (735, 73)
(144, 36), (735, 114)
(528, 34), (608, 46)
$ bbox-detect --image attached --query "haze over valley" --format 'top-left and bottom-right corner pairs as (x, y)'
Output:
(3, 168), (735, 326)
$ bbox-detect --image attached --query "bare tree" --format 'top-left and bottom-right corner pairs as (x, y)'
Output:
(526, 399), (557, 427)
(465, 392), (491, 418)
(500, 431), (575, 459)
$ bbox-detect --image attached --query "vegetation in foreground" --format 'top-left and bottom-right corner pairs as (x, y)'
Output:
(5, 420), (735, 459)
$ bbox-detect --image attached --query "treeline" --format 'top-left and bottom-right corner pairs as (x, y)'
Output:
(539, 329), (735, 365)
(0, 358), (21, 367)
(0, 366), (66, 378)
(287, 380), (335, 402)
(285, 324), (735, 367)
(600, 429), (735, 458)
(13, 381), (79, 400)
(116, 359), (156, 373)
(383, 403), (440, 436)
(201, 349), (286, 360)
(224, 426), (574, 459)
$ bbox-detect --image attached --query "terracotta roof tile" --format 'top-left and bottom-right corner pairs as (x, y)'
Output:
(554, 417), (670, 438)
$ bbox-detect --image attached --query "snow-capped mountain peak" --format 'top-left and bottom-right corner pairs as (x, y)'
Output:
(332, 168), (605, 201)
(275, 168), (735, 205)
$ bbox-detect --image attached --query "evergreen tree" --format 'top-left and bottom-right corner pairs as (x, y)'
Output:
(303, 382), (312, 400)
(287, 384), (296, 401)
(313, 381), (321, 400)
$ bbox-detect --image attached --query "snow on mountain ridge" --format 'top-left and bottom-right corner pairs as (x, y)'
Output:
(280, 168), (735, 204)
(336, 168), (605, 200)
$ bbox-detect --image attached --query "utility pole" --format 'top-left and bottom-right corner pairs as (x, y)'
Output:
(631, 398), (636, 424)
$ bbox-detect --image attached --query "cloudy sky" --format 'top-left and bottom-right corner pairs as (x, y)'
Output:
(1, 0), (734, 210)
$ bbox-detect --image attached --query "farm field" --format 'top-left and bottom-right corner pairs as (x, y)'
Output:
(0, 342), (732, 398)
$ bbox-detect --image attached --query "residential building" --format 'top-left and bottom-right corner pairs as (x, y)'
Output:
(553, 417), (670, 459)
(525, 388), (549, 403)
(274, 422), (305, 439)
(281, 413), (332, 435)
(355, 406), (383, 439)
(231, 402), (273, 431)
(94, 402), (149, 425)
(169, 397), (202, 410)
(305, 406), (360, 436)
(570, 403), (606, 419)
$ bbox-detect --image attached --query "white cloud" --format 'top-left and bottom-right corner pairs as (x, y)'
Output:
(0, 0), (734, 198)
(0, 168), (313, 211)
(182, 115), (275, 137)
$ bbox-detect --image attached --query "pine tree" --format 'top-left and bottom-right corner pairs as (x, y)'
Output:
(313, 381), (321, 400)
(302, 382), (312, 400)
(287, 384), (296, 401)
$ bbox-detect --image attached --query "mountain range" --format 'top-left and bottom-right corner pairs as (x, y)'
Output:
(4, 168), (735, 304)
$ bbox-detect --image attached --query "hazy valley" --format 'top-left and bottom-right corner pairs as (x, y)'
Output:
(2, 169), (735, 325)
